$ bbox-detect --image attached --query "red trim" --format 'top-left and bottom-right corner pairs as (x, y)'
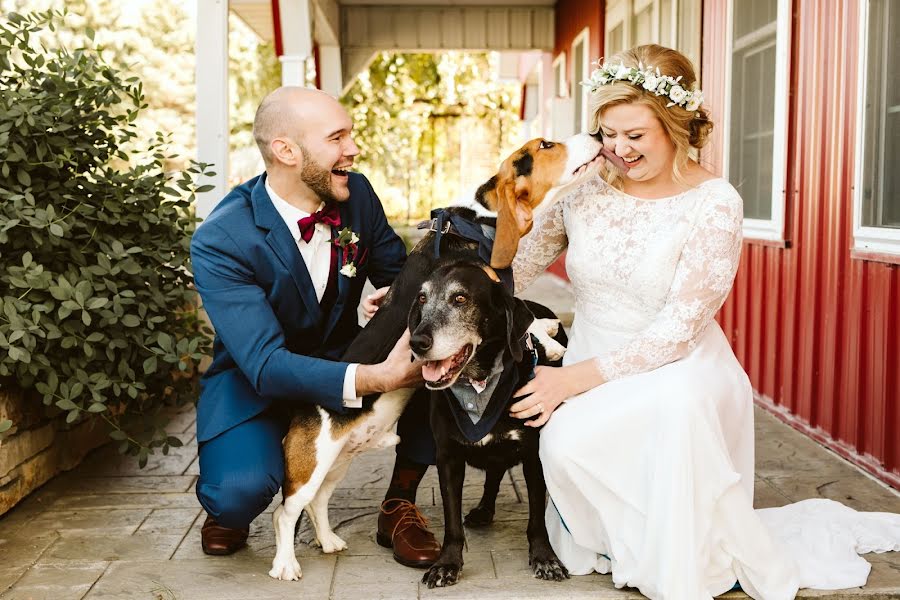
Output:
(313, 43), (321, 89)
(271, 0), (284, 57)
(545, 252), (569, 281)
(519, 84), (527, 120)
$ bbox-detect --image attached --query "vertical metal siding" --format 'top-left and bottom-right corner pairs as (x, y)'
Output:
(705, 0), (900, 488)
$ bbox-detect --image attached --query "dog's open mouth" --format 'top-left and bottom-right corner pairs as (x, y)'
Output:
(572, 150), (603, 176)
(422, 344), (473, 389)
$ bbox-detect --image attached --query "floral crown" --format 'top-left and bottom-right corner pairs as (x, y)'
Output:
(581, 61), (704, 112)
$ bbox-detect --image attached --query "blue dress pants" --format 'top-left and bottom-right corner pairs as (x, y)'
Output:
(196, 397), (435, 529)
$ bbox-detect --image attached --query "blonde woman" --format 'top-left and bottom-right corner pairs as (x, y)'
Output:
(509, 44), (900, 600)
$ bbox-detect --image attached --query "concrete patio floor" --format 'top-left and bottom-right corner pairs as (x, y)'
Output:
(1, 275), (899, 600)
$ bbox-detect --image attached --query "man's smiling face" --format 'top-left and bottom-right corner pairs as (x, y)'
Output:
(297, 99), (359, 203)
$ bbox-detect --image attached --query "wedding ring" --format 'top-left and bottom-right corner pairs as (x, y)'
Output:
(536, 403), (544, 414)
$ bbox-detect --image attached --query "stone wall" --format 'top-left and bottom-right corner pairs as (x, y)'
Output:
(0, 386), (108, 516)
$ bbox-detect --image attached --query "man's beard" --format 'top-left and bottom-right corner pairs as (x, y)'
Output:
(300, 146), (339, 203)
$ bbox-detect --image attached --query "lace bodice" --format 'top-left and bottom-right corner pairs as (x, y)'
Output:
(513, 175), (743, 382)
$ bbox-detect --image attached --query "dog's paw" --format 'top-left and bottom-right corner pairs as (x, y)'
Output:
(269, 556), (303, 581)
(315, 531), (348, 554)
(530, 556), (569, 581)
(373, 432), (401, 449)
(422, 564), (462, 588)
(541, 338), (566, 362)
(535, 318), (560, 337)
(464, 505), (494, 527)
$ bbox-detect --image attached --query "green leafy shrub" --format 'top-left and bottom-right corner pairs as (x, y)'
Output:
(0, 10), (213, 463)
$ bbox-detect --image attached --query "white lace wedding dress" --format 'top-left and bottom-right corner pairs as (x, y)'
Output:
(512, 175), (900, 600)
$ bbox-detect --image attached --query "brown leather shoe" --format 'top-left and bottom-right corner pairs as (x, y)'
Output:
(376, 499), (441, 568)
(201, 515), (249, 556)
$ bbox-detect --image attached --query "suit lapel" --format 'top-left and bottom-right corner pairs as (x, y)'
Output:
(251, 175), (323, 324)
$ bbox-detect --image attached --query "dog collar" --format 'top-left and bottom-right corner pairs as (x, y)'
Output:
(418, 208), (515, 292)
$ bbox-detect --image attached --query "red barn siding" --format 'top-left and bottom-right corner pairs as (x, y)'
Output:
(554, 0), (604, 78)
(704, 0), (900, 488)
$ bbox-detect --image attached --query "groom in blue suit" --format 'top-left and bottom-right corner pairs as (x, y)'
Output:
(190, 87), (439, 565)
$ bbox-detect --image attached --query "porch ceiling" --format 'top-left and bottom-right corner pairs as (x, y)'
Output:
(229, 0), (555, 92)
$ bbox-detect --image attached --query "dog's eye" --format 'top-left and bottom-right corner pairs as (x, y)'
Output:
(417, 293), (426, 304)
(539, 140), (555, 150)
(454, 295), (467, 304)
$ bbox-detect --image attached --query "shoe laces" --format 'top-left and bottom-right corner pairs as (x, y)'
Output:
(381, 499), (431, 538)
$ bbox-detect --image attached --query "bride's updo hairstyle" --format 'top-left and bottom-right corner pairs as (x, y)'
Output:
(587, 44), (712, 188)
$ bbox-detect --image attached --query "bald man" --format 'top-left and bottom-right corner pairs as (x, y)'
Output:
(190, 88), (439, 566)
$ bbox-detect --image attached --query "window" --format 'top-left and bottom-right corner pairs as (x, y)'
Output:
(604, 0), (700, 69)
(553, 53), (567, 97)
(723, 0), (790, 241)
(572, 29), (590, 133)
(854, 0), (900, 255)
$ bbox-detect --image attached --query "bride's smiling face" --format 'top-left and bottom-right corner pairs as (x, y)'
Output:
(598, 103), (676, 184)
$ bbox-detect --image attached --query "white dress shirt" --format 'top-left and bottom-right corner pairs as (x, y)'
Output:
(266, 180), (362, 408)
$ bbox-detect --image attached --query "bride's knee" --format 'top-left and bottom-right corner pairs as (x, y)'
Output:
(539, 418), (583, 469)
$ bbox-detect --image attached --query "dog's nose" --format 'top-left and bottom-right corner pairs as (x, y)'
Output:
(409, 332), (433, 355)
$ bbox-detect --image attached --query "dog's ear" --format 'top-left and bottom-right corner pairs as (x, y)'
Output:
(494, 284), (534, 363)
(491, 179), (534, 270)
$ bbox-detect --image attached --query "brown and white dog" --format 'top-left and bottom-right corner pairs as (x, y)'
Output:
(268, 132), (613, 582)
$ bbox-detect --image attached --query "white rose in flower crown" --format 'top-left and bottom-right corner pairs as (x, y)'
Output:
(668, 84), (687, 104)
(642, 74), (659, 91)
(615, 64), (631, 80)
(350, 232), (360, 244)
(685, 93), (703, 112)
(339, 263), (357, 278)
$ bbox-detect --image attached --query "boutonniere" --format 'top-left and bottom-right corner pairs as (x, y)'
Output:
(334, 227), (367, 278)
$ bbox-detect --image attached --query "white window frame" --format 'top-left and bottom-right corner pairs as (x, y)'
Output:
(571, 28), (591, 132)
(722, 0), (792, 243)
(552, 52), (567, 98)
(852, 0), (900, 255)
(605, 0), (629, 56)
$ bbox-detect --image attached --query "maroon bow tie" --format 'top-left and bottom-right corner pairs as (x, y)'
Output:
(297, 203), (341, 243)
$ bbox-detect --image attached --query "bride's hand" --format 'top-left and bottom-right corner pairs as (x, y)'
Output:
(509, 366), (574, 427)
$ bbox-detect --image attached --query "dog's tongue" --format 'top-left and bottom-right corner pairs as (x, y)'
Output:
(422, 358), (453, 383)
(601, 148), (630, 172)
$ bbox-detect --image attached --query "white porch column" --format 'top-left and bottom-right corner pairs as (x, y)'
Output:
(278, 0), (314, 87)
(195, 0), (229, 220)
(318, 45), (343, 97)
(279, 55), (307, 87)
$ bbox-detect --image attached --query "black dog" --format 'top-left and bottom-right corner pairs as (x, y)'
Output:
(408, 259), (570, 588)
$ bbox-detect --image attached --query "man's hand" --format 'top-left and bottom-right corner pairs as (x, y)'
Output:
(356, 329), (424, 394)
(362, 286), (390, 321)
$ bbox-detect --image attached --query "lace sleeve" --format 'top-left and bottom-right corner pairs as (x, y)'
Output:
(512, 197), (568, 293)
(594, 189), (743, 382)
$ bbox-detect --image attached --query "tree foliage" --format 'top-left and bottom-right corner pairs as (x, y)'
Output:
(342, 52), (522, 223)
(0, 10), (213, 462)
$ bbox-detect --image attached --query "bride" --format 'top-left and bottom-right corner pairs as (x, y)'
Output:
(509, 44), (900, 600)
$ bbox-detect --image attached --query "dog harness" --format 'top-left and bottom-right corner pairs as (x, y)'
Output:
(418, 208), (515, 291)
(443, 334), (539, 443)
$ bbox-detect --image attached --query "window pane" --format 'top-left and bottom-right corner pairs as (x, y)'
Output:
(633, 5), (653, 46)
(573, 39), (585, 132)
(608, 24), (624, 55)
(554, 62), (564, 97)
(660, 0), (673, 48)
(862, 0), (900, 229)
(729, 0), (777, 220)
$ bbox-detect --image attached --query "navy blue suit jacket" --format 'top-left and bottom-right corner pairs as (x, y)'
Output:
(191, 173), (407, 443)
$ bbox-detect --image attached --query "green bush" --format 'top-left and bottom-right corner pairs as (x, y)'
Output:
(0, 10), (213, 464)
